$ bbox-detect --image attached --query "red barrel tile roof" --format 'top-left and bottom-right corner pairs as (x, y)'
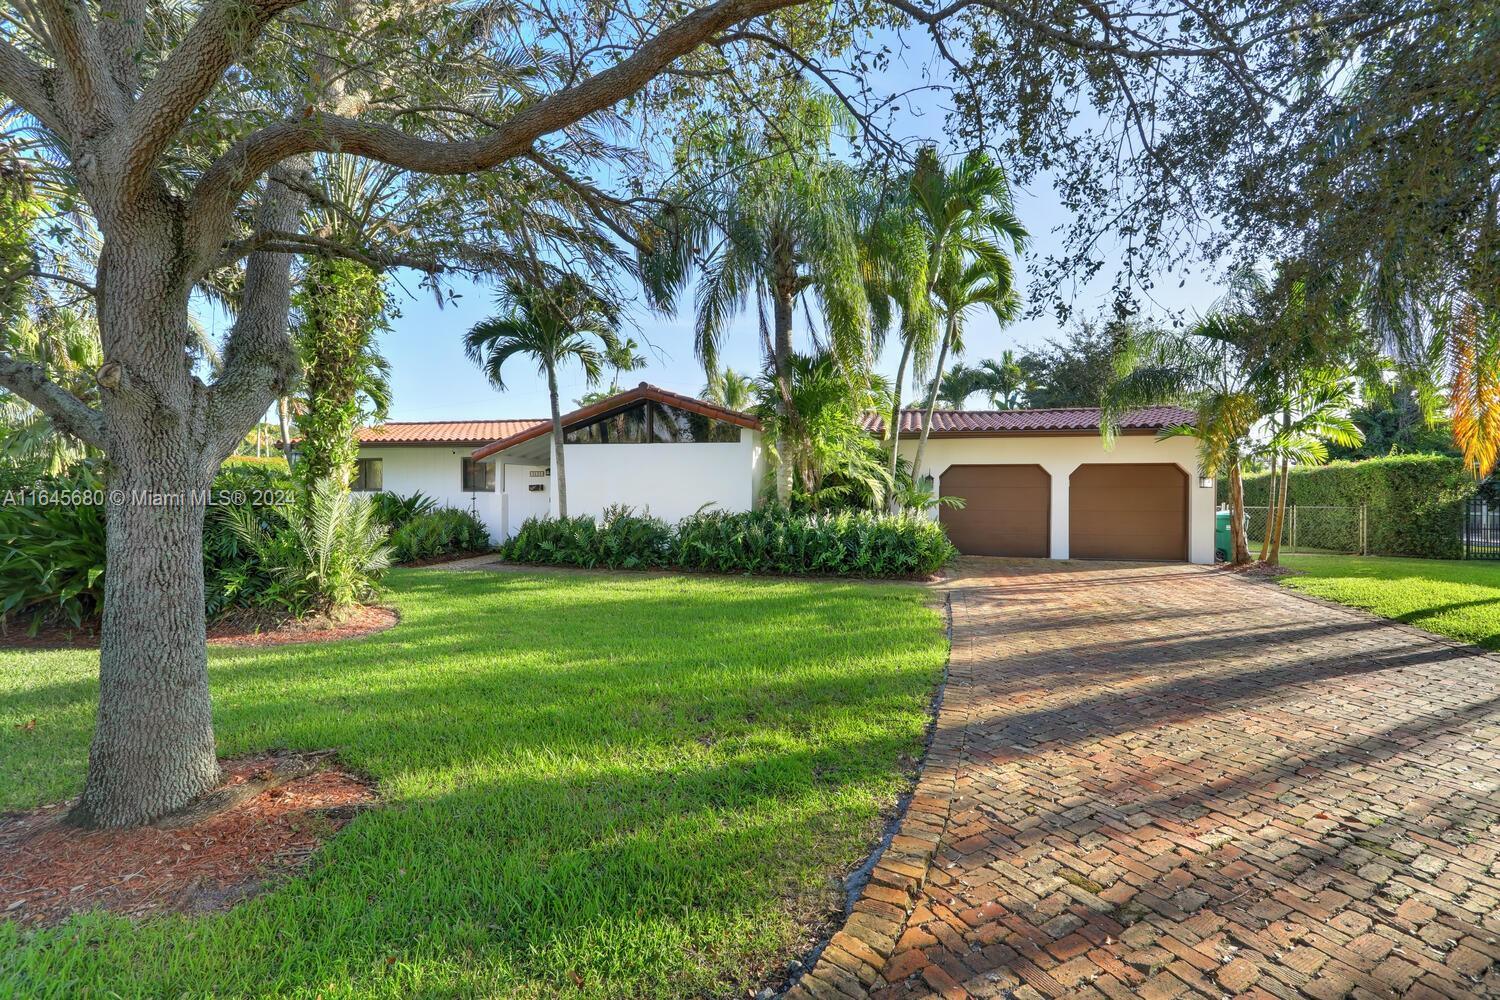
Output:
(859, 406), (1195, 435)
(356, 420), (548, 446)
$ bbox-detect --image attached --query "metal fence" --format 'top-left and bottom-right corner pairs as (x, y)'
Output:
(1464, 500), (1500, 560)
(1245, 504), (1368, 556)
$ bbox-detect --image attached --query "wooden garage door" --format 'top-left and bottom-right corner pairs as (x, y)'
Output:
(1069, 463), (1186, 560)
(938, 465), (1050, 557)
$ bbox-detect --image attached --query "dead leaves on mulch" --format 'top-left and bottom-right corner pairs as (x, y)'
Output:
(0, 751), (376, 927)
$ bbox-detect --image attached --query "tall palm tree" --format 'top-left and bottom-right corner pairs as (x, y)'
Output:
(873, 148), (1028, 497)
(465, 275), (613, 518)
(975, 350), (1028, 409)
(603, 336), (647, 392)
(641, 93), (870, 504)
(910, 255), (1023, 481)
(928, 364), (983, 409)
(1104, 315), (1266, 565)
(702, 366), (755, 412)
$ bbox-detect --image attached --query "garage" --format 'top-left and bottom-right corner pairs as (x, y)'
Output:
(938, 464), (1051, 557)
(1069, 463), (1187, 560)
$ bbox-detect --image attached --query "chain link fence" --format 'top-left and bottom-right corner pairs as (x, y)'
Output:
(1245, 504), (1368, 555)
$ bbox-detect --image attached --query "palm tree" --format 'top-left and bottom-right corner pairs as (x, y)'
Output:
(874, 148), (1027, 497)
(927, 364), (983, 409)
(465, 275), (613, 518)
(1256, 372), (1364, 563)
(974, 351), (1028, 409)
(1104, 315), (1266, 565)
(702, 366), (754, 411)
(0, 309), (101, 472)
(604, 336), (647, 391)
(641, 92), (869, 504)
(910, 255), (1024, 482)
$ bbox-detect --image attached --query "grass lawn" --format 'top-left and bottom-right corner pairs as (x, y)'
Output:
(0, 568), (945, 999)
(1279, 553), (1500, 650)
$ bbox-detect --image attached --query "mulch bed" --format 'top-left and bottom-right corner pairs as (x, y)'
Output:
(396, 549), (495, 568)
(0, 751), (376, 927)
(1217, 559), (1302, 579)
(0, 604), (398, 651)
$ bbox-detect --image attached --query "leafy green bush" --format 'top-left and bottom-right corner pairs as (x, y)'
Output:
(503, 506), (956, 577)
(205, 461), (297, 616)
(369, 490), (439, 531)
(0, 462), (107, 633)
(389, 507), (491, 563)
(1226, 454), (1476, 559)
(228, 476), (392, 614)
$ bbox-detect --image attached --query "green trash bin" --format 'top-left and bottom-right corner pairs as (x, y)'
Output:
(1215, 508), (1245, 562)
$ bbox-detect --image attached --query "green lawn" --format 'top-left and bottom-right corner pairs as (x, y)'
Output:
(1279, 553), (1500, 649)
(0, 569), (945, 999)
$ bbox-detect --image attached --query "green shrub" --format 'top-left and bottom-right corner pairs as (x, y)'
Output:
(1223, 454), (1476, 559)
(0, 462), (107, 633)
(205, 461), (297, 616)
(370, 490), (439, 531)
(502, 506), (956, 578)
(227, 476), (391, 614)
(389, 507), (491, 563)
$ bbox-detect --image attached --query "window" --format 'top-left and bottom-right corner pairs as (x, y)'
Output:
(462, 457), (495, 492)
(352, 457), (383, 491)
(563, 400), (742, 444)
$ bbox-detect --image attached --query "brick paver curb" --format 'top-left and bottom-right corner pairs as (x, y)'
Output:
(786, 561), (1500, 1000)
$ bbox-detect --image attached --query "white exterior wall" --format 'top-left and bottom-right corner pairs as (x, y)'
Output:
(544, 427), (760, 523)
(358, 446), (504, 540)
(897, 433), (1216, 564)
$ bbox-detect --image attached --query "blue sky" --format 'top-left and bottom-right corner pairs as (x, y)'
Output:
(204, 31), (1230, 424)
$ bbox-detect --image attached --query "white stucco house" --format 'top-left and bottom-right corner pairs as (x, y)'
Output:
(352, 382), (1216, 563)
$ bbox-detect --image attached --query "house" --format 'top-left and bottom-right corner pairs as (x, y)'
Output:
(354, 383), (1215, 563)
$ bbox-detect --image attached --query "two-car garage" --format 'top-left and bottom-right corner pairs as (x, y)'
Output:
(938, 462), (1188, 561)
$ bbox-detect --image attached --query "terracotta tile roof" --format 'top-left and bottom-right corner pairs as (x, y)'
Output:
(472, 383), (761, 461)
(859, 406), (1196, 436)
(356, 420), (548, 447)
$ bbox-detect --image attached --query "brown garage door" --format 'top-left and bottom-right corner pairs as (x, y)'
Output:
(938, 465), (1050, 557)
(1069, 463), (1186, 560)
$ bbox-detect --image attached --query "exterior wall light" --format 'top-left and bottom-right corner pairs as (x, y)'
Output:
(1198, 475), (1214, 489)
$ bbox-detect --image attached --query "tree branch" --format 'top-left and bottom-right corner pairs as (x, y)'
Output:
(215, 229), (447, 273)
(35, 0), (125, 130)
(0, 40), (66, 135)
(117, 0), (306, 196)
(0, 351), (107, 449)
(188, 0), (801, 239)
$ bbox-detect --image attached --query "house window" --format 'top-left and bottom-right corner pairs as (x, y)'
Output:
(352, 457), (383, 491)
(563, 401), (741, 444)
(462, 457), (495, 492)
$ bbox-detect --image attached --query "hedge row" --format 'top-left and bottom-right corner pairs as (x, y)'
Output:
(1221, 454), (1476, 559)
(502, 506), (957, 577)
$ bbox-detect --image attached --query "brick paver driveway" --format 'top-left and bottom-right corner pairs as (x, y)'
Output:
(790, 561), (1500, 1000)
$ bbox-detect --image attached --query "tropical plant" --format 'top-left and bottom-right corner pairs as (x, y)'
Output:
(228, 476), (392, 615)
(0, 310), (102, 473)
(289, 256), (392, 489)
(389, 508), (491, 563)
(702, 367), (755, 412)
(465, 273), (615, 518)
(927, 364), (984, 409)
(753, 352), (892, 512)
(369, 490), (440, 530)
(0, 461), (107, 634)
(641, 90), (870, 503)
(973, 351), (1029, 409)
(871, 148), (1027, 495)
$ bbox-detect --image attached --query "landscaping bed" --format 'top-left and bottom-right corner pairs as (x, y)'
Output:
(0, 568), (946, 999)
(1, 605), (399, 651)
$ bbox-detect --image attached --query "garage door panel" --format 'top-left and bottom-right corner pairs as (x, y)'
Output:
(1069, 464), (1186, 561)
(939, 465), (1050, 557)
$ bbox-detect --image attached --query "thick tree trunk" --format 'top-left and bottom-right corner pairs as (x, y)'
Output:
(69, 233), (222, 828)
(886, 338), (913, 511)
(548, 363), (567, 519)
(772, 289), (795, 506)
(1228, 462), (1251, 565)
(910, 316), (955, 486)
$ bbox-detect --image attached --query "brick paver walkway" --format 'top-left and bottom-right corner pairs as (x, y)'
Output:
(789, 561), (1500, 1000)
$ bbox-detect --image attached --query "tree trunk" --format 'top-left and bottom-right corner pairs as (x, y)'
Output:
(910, 315), (955, 486)
(69, 233), (221, 828)
(886, 337), (914, 511)
(772, 289), (795, 506)
(278, 397), (294, 468)
(1228, 462), (1251, 565)
(1257, 462), (1278, 562)
(1267, 458), (1290, 565)
(547, 362), (567, 519)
